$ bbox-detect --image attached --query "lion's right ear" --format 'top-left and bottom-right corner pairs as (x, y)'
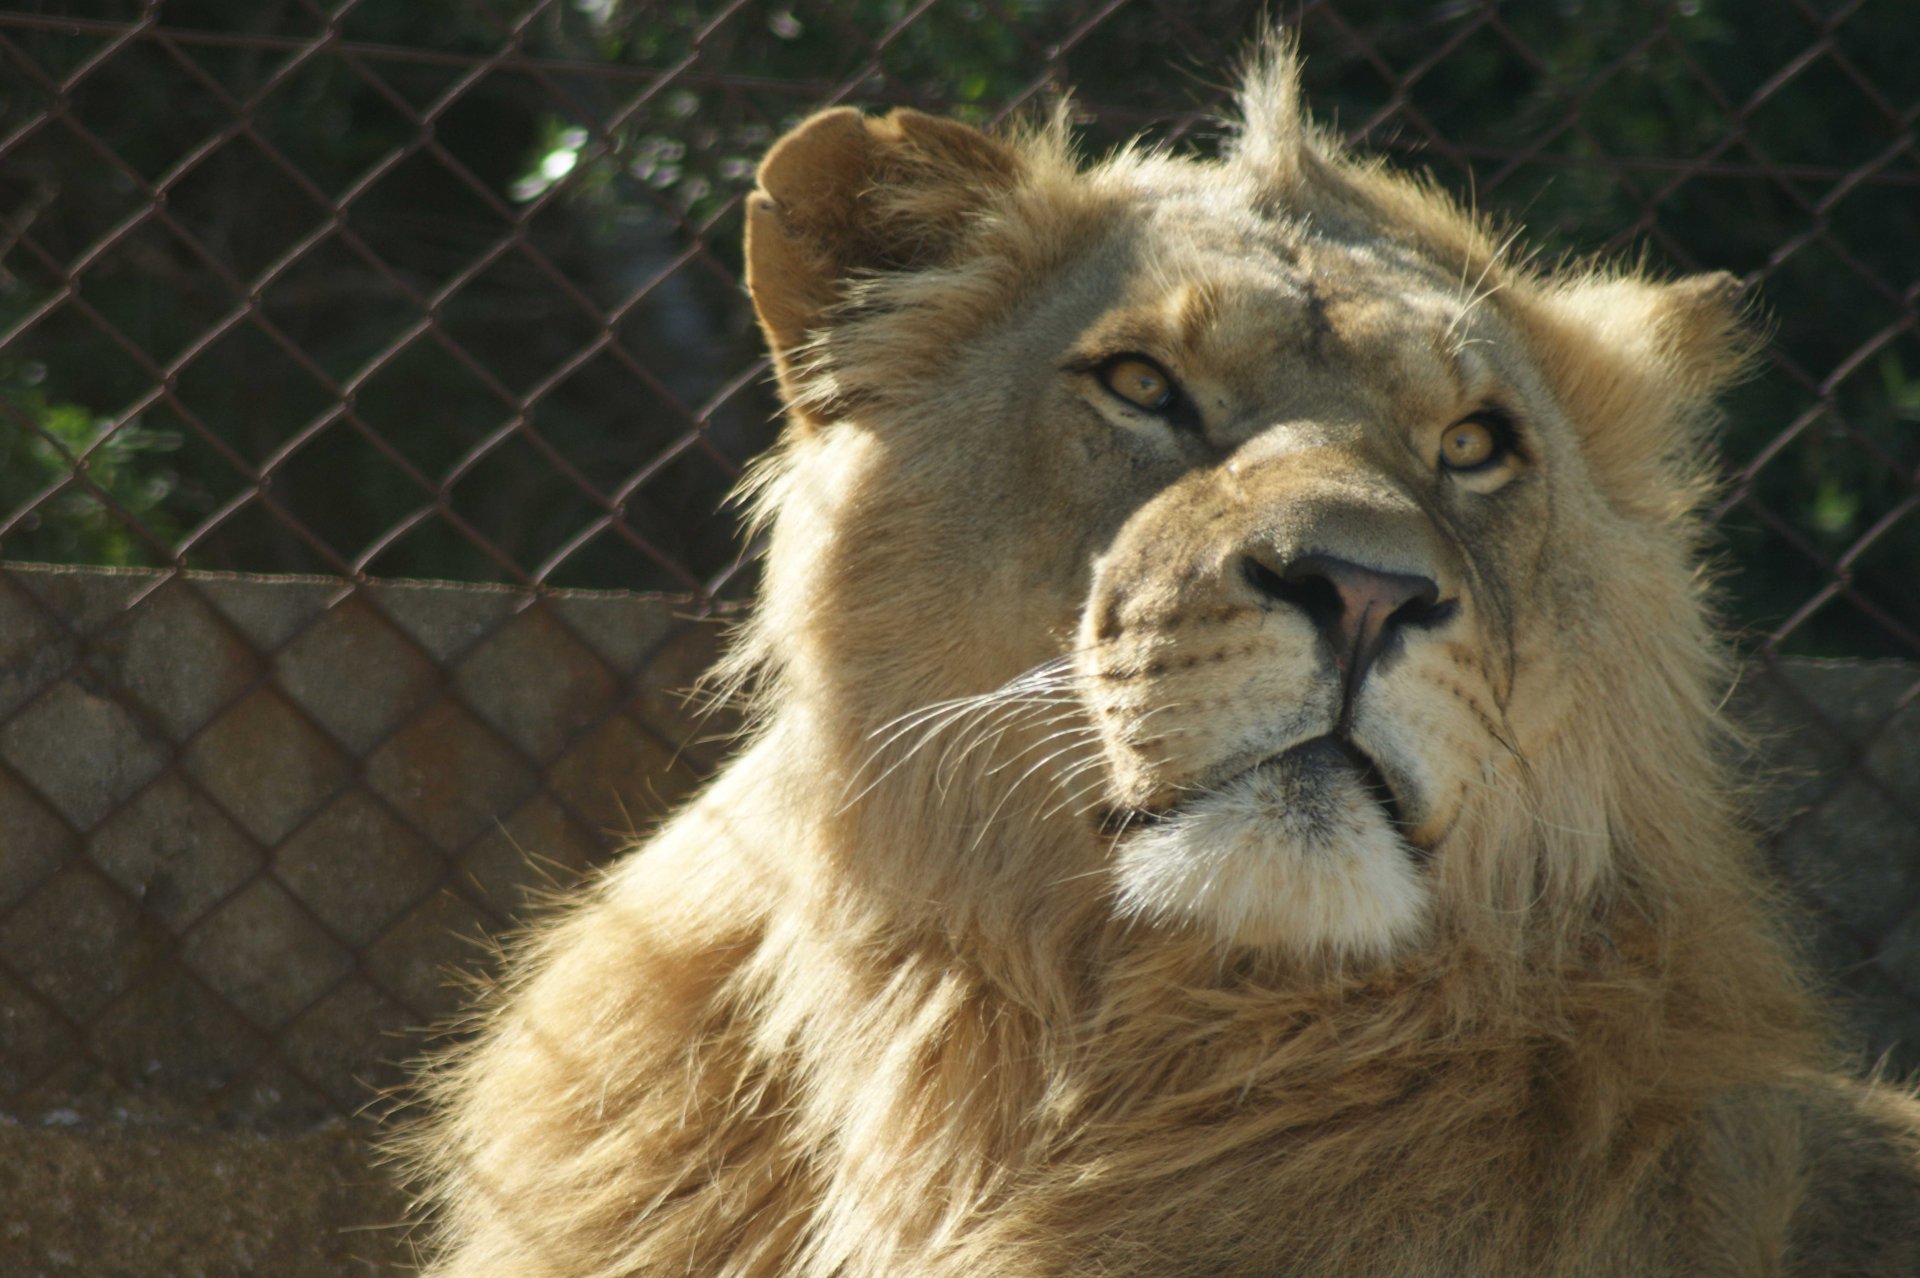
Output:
(745, 107), (1025, 410)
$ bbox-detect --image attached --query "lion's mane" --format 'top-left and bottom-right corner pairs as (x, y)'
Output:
(403, 39), (1919, 1278)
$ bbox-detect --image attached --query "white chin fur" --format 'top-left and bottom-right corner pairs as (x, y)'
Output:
(1111, 758), (1428, 961)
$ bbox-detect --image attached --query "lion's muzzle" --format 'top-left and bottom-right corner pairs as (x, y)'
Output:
(1074, 444), (1475, 956)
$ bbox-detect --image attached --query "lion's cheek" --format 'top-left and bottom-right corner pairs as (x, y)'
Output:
(1352, 648), (1508, 847)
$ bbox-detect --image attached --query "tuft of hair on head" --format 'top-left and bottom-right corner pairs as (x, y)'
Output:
(1223, 28), (1512, 306)
(1225, 25), (1315, 193)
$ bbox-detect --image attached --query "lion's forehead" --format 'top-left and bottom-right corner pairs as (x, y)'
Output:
(1091, 223), (1500, 434)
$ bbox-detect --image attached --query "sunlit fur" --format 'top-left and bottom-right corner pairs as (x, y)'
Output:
(404, 37), (1920, 1277)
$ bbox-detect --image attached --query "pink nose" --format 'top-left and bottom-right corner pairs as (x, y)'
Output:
(1242, 551), (1449, 683)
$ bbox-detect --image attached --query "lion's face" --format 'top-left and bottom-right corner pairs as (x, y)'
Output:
(740, 71), (1748, 964)
(1056, 231), (1551, 958)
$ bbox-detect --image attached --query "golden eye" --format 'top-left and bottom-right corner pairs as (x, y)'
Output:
(1438, 415), (1504, 471)
(1099, 357), (1176, 412)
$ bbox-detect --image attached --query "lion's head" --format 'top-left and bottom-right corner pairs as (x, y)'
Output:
(730, 41), (1754, 969)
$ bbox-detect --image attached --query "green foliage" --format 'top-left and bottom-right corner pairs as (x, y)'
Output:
(0, 367), (180, 565)
(511, 1), (1053, 228)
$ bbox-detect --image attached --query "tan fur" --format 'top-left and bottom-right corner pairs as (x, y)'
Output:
(404, 39), (1920, 1276)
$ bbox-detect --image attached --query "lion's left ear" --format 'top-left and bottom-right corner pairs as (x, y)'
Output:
(1526, 272), (1757, 510)
(745, 107), (1026, 408)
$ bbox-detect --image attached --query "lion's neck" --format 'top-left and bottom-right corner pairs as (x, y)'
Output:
(710, 717), (1823, 1272)
(756, 912), (1812, 1274)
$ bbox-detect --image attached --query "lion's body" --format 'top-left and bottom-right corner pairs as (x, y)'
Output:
(406, 43), (1920, 1277)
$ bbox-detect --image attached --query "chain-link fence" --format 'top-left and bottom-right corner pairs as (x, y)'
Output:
(0, 4), (1916, 1263)
(4, 2), (1916, 637)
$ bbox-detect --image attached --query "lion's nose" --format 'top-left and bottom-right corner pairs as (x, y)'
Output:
(1241, 551), (1451, 683)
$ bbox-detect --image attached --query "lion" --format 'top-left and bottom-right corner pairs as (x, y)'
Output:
(404, 39), (1920, 1277)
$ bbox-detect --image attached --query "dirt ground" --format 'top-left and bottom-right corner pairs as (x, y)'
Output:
(0, 1116), (415, 1277)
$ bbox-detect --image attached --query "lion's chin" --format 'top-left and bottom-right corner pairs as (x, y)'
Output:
(1110, 741), (1430, 960)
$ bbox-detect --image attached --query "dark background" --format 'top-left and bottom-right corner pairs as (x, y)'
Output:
(0, 0), (1915, 658)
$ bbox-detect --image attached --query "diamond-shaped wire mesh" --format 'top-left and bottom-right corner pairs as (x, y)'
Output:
(0, 5), (1915, 1265)
(1, 1), (1913, 632)
(0, 563), (728, 1131)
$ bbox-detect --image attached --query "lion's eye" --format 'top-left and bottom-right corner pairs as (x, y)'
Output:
(1098, 357), (1178, 413)
(1437, 411), (1515, 473)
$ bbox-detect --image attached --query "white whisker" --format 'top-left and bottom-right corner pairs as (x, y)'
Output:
(840, 655), (1097, 814)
